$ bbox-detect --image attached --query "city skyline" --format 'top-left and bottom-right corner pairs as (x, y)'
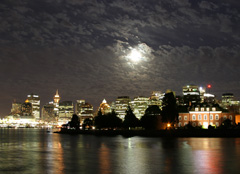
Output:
(0, 0), (239, 117)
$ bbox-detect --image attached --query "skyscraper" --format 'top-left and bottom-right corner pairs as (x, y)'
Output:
(182, 85), (201, 106)
(115, 96), (131, 119)
(27, 94), (40, 120)
(53, 89), (61, 117)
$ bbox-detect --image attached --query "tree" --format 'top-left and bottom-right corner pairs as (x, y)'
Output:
(106, 110), (122, 129)
(94, 110), (122, 130)
(69, 114), (80, 130)
(94, 110), (105, 129)
(161, 92), (179, 124)
(140, 105), (161, 130)
(123, 106), (140, 129)
(83, 118), (93, 129)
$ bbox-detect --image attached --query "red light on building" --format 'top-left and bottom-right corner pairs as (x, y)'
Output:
(207, 84), (211, 88)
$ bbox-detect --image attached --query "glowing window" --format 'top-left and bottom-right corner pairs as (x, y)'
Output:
(192, 115), (196, 120)
(215, 115), (219, 120)
(210, 114), (213, 120)
(184, 116), (188, 120)
(204, 115), (207, 120)
(198, 114), (202, 120)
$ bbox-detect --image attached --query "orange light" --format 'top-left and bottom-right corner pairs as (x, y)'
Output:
(207, 84), (211, 88)
(167, 123), (171, 127)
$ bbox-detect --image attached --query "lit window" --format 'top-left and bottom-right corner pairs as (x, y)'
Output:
(179, 116), (182, 121)
(210, 114), (213, 120)
(195, 108), (199, 111)
(229, 115), (232, 120)
(223, 116), (227, 120)
(184, 116), (188, 120)
(198, 114), (202, 120)
(179, 122), (182, 127)
(212, 107), (216, 111)
(216, 122), (219, 126)
(192, 115), (196, 120)
(201, 107), (204, 111)
(206, 108), (210, 111)
(204, 115), (207, 120)
(215, 115), (219, 120)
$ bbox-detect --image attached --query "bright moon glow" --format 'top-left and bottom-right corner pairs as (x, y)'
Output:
(128, 49), (142, 62)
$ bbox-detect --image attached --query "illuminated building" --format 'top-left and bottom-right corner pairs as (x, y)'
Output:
(10, 100), (22, 115)
(53, 89), (61, 116)
(22, 99), (32, 116)
(41, 103), (55, 122)
(203, 93), (216, 104)
(221, 93), (240, 114)
(27, 93), (40, 120)
(75, 100), (94, 123)
(130, 96), (149, 119)
(199, 86), (206, 103)
(183, 85), (201, 106)
(115, 96), (131, 119)
(149, 91), (164, 107)
(99, 99), (111, 115)
(178, 106), (235, 128)
(221, 93), (234, 109)
(58, 101), (74, 123)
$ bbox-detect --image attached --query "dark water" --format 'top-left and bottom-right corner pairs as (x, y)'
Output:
(1, 129), (240, 174)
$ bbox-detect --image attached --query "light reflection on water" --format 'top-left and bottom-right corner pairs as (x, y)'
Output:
(1, 129), (240, 174)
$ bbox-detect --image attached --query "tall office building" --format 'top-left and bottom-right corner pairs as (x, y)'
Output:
(99, 99), (111, 115)
(41, 103), (55, 122)
(149, 91), (164, 107)
(22, 99), (32, 116)
(130, 96), (149, 119)
(182, 85), (201, 106)
(115, 96), (131, 119)
(58, 101), (74, 123)
(53, 89), (61, 117)
(27, 94), (40, 120)
(75, 100), (94, 123)
(10, 100), (22, 115)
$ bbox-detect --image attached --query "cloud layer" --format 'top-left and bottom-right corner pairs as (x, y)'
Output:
(0, 0), (239, 116)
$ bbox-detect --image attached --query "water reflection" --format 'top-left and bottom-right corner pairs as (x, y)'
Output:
(1, 129), (240, 174)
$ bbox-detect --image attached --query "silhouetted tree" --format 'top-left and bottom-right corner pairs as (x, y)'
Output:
(106, 110), (122, 130)
(140, 105), (161, 130)
(94, 110), (105, 129)
(94, 110), (122, 129)
(219, 119), (232, 129)
(69, 114), (80, 130)
(123, 106), (140, 129)
(162, 92), (179, 123)
(83, 118), (93, 129)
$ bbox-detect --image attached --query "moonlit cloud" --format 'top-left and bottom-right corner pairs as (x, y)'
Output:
(0, 0), (239, 116)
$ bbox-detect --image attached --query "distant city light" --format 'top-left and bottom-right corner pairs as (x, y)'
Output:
(207, 84), (211, 88)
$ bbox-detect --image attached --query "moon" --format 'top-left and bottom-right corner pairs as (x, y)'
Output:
(128, 49), (142, 62)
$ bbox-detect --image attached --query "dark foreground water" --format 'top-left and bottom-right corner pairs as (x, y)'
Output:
(1, 129), (240, 174)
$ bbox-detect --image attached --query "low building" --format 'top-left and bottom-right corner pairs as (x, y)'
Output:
(178, 106), (235, 128)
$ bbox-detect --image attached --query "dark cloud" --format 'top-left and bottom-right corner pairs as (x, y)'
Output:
(0, 0), (239, 116)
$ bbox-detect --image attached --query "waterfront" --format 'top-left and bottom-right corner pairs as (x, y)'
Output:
(1, 129), (240, 174)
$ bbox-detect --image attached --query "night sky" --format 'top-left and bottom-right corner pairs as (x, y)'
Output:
(0, 0), (239, 117)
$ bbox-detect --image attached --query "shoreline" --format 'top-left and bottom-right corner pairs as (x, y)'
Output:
(54, 129), (240, 138)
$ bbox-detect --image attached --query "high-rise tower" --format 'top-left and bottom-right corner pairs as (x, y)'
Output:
(54, 89), (61, 104)
(27, 94), (40, 120)
(53, 89), (61, 117)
